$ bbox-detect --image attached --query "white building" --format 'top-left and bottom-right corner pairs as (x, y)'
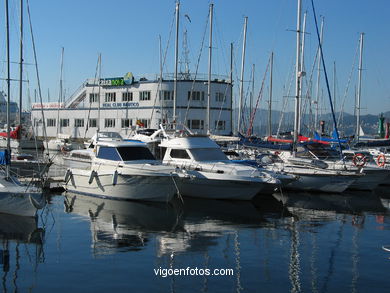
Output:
(31, 73), (233, 139)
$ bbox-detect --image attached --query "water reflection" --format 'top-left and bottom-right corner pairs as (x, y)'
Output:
(64, 193), (182, 255)
(58, 190), (390, 293)
(273, 190), (386, 219)
(272, 190), (389, 293)
(0, 214), (44, 293)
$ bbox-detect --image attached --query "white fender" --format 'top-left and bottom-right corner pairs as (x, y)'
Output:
(112, 170), (118, 185)
(89, 170), (97, 184)
(64, 169), (72, 182)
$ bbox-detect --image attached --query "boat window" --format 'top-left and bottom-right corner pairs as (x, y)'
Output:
(71, 152), (92, 160)
(170, 149), (191, 159)
(97, 147), (122, 161)
(190, 148), (228, 161)
(117, 146), (156, 161)
(98, 132), (123, 140)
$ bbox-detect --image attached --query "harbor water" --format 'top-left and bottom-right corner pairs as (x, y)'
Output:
(1, 188), (389, 292)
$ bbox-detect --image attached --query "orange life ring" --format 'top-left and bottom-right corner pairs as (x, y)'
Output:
(376, 154), (386, 167)
(352, 153), (367, 167)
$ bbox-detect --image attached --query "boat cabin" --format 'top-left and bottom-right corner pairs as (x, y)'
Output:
(95, 141), (156, 162)
(159, 136), (229, 163)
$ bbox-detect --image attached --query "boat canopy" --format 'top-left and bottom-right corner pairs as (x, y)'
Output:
(0, 149), (10, 165)
(160, 136), (220, 150)
(96, 142), (155, 161)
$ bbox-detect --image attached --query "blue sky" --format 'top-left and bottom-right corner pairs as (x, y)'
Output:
(0, 0), (389, 116)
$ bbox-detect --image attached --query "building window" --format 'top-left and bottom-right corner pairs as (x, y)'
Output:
(215, 92), (225, 102)
(89, 93), (99, 103)
(105, 92), (116, 102)
(122, 92), (133, 102)
(136, 119), (149, 128)
(104, 118), (116, 128)
(88, 119), (97, 128)
(75, 119), (84, 127)
(160, 90), (173, 100)
(47, 118), (56, 127)
(121, 118), (132, 128)
(187, 91), (205, 101)
(60, 119), (69, 127)
(187, 119), (204, 130)
(215, 120), (226, 130)
(139, 91), (151, 101)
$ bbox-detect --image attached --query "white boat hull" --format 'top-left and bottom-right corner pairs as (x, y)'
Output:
(285, 173), (356, 193)
(64, 169), (177, 202)
(177, 176), (265, 200)
(63, 157), (92, 170)
(0, 190), (45, 217)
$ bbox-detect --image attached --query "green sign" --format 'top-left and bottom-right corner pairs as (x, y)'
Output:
(99, 78), (124, 86)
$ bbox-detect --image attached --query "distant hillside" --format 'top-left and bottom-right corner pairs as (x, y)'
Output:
(234, 108), (388, 136)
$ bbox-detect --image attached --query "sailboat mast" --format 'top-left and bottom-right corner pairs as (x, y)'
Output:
(19, 0), (23, 126)
(206, 3), (213, 134)
(315, 17), (324, 131)
(230, 43), (233, 135)
(268, 52), (274, 137)
(237, 16), (248, 134)
(5, 0), (11, 178)
(97, 54), (102, 134)
(159, 35), (163, 125)
(250, 63), (255, 130)
(56, 47), (64, 135)
(297, 11), (306, 135)
(333, 61), (336, 113)
(173, 1), (179, 125)
(356, 32), (364, 142)
(293, 0), (302, 148)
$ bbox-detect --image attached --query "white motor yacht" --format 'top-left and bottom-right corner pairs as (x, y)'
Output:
(159, 134), (280, 200)
(63, 141), (181, 202)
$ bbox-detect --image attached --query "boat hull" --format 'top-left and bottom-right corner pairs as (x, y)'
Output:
(0, 191), (45, 217)
(285, 173), (357, 193)
(176, 176), (265, 200)
(348, 168), (389, 190)
(64, 169), (177, 202)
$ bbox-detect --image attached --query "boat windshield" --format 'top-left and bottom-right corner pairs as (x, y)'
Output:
(98, 132), (123, 140)
(189, 148), (228, 161)
(117, 146), (156, 161)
